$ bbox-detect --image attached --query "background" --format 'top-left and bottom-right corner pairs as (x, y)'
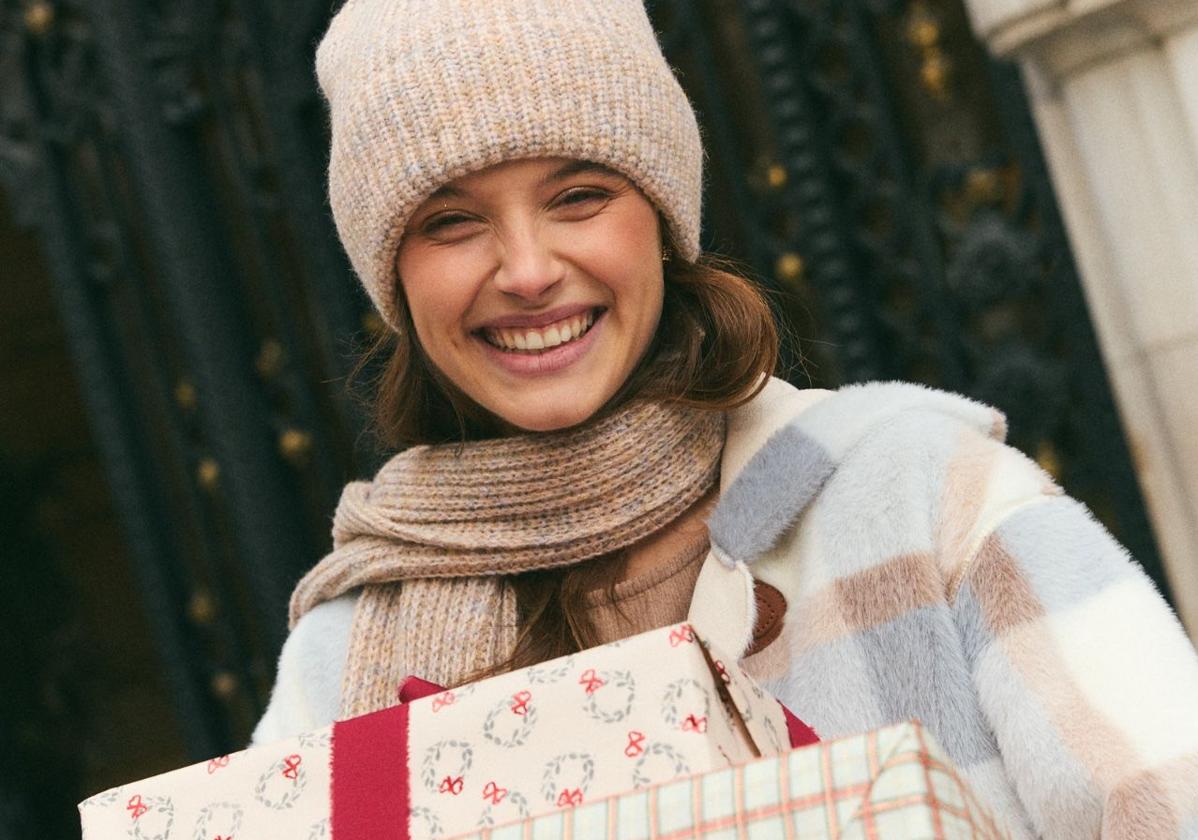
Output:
(3, 0), (1196, 836)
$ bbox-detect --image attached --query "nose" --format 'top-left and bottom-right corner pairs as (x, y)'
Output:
(492, 226), (565, 301)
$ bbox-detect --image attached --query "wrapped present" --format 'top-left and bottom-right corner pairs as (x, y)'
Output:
(80, 622), (807, 839)
(451, 721), (1012, 840)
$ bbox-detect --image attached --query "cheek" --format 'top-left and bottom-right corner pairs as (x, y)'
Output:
(397, 252), (474, 346)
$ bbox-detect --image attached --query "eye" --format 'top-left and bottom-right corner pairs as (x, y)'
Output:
(553, 187), (612, 214)
(421, 212), (480, 236)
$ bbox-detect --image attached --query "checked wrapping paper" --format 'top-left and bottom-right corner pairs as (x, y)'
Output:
(453, 721), (1011, 840)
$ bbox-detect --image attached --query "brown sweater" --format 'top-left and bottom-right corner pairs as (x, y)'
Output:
(584, 526), (709, 644)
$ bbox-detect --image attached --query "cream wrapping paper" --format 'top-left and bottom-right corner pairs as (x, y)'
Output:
(79, 623), (791, 839)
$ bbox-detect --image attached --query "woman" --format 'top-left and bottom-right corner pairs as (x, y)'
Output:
(255, 0), (1198, 836)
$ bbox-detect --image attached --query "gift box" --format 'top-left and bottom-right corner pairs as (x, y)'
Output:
(80, 622), (807, 839)
(449, 720), (1011, 840)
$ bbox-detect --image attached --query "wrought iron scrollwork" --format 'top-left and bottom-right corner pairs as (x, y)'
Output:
(145, 0), (219, 125)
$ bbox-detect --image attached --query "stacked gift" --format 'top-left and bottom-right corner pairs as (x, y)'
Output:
(81, 621), (1009, 839)
(451, 720), (1011, 840)
(80, 622), (801, 839)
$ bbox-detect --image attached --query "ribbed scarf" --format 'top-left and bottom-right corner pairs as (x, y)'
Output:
(288, 400), (725, 718)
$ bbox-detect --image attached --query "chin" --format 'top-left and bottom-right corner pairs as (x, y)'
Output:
(492, 396), (605, 434)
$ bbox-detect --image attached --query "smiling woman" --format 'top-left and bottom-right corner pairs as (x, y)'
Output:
(253, 0), (1198, 835)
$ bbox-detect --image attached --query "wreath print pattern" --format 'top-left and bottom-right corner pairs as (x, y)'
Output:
(410, 805), (443, 838)
(254, 755), (308, 810)
(477, 788), (531, 828)
(421, 740), (475, 794)
(482, 693), (537, 748)
(660, 678), (711, 731)
(127, 794), (174, 840)
(191, 801), (243, 840)
(631, 742), (690, 789)
(540, 753), (595, 807)
(582, 669), (636, 723)
(526, 655), (575, 685)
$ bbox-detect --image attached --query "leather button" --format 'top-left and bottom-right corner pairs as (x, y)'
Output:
(744, 579), (786, 657)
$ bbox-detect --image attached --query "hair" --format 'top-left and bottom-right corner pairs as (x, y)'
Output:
(349, 233), (779, 677)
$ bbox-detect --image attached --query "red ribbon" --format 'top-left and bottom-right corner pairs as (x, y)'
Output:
(481, 781), (508, 805)
(510, 690), (532, 716)
(431, 691), (456, 713)
(439, 775), (464, 795)
(206, 755), (230, 774)
(578, 669), (605, 695)
(331, 703), (409, 840)
(668, 625), (695, 647)
(126, 794), (148, 820)
(281, 754), (303, 780)
(624, 731), (646, 758)
(556, 788), (583, 807)
(682, 714), (708, 733)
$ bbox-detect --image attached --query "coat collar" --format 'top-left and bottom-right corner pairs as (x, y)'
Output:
(689, 377), (1007, 658)
(688, 378), (830, 657)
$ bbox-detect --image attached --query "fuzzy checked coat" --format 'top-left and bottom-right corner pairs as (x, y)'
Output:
(256, 378), (1198, 838)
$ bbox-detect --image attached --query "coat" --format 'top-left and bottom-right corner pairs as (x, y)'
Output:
(254, 377), (1198, 837)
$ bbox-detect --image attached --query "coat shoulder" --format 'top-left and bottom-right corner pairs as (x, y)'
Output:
(712, 380), (1050, 569)
(251, 592), (357, 744)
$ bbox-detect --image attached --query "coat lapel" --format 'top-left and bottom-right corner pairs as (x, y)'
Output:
(688, 379), (830, 657)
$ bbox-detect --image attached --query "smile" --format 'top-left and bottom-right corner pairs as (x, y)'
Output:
(481, 309), (599, 353)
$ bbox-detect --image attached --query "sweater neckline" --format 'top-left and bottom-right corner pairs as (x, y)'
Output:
(583, 524), (710, 608)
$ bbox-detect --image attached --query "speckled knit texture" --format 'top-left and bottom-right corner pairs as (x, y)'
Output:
(287, 401), (724, 718)
(584, 524), (710, 645)
(315, 0), (704, 329)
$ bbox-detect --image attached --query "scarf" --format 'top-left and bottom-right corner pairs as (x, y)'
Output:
(288, 400), (725, 718)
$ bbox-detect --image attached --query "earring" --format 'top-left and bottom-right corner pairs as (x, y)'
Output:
(661, 247), (672, 263)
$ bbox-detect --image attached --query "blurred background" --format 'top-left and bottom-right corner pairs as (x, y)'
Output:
(3, 0), (1196, 836)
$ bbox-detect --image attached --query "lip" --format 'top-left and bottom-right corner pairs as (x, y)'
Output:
(476, 304), (600, 331)
(476, 309), (606, 376)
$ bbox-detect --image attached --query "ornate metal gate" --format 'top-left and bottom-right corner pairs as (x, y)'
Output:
(0, 0), (1166, 828)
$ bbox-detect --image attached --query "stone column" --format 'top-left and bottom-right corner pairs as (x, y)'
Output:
(962, 0), (1198, 640)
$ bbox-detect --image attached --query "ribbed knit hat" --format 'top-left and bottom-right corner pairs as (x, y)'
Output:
(316, 0), (704, 330)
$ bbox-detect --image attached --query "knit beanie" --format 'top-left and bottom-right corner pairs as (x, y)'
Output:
(316, 0), (704, 330)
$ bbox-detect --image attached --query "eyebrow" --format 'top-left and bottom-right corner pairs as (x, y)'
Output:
(423, 160), (619, 203)
(426, 183), (464, 201)
(539, 160), (620, 186)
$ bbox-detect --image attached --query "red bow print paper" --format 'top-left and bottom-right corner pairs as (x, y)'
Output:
(80, 622), (806, 840)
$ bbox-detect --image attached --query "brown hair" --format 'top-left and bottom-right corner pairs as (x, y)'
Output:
(350, 244), (779, 675)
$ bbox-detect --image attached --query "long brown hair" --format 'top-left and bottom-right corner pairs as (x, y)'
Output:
(350, 240), (779, 675)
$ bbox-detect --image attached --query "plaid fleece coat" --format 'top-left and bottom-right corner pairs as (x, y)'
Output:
(257, 378), (1198, 837)
(693, 378), (1198, 838)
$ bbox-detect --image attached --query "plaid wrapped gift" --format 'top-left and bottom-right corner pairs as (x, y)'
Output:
(452, 720), (1010, 840)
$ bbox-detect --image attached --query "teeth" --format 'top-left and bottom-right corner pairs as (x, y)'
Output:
(484, 311), (598, 353)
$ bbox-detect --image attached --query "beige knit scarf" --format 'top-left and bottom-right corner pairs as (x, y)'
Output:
(288, 400), (725, 718)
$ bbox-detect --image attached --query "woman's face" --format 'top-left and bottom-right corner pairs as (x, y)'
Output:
(396, 157), (665, 432)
